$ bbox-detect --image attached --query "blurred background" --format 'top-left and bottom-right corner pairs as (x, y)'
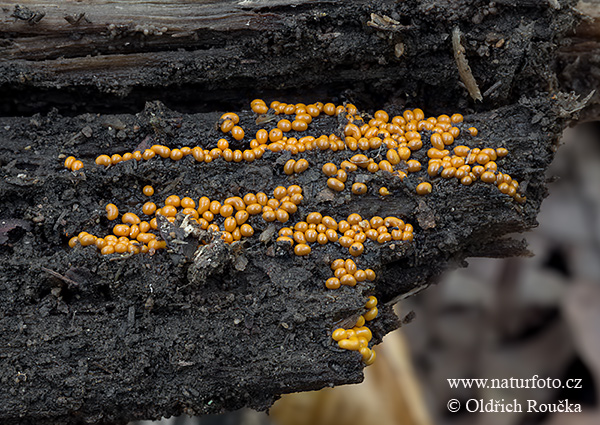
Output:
(132, 123), (600, 425)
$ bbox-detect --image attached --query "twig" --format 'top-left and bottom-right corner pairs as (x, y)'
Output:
(452, 27), (483, 102)
(41, 267), (79, 287)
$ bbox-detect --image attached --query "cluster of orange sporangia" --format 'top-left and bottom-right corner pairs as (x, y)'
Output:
(276, 212), (412, 259)
(332, 295), (379, 365)
(63, 155), (83, 171)
(64, 99), (523, 202)
(63, 98), (525, 365)
(68, 184), (304, 255)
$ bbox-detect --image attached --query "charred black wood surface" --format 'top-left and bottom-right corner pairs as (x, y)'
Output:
(0, 0), (590, 424)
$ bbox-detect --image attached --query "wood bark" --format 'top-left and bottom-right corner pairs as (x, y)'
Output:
(558, 1), (600, 122)
(0, 0), (596, 424)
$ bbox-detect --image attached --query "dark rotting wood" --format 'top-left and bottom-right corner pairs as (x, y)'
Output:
(0, 0), (595, 424)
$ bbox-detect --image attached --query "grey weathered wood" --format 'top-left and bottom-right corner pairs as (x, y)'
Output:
(557, 1), (600, 122)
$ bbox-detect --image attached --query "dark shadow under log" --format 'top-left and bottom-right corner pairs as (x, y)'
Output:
(0, 0), (595, 424)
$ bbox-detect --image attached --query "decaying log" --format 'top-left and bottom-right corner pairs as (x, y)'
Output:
(0, 0), (596, 424)
(558, 1), (600, 122)
(2, 0), (596, 117)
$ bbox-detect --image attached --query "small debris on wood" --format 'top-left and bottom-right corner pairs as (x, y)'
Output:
(64, 13), (90, 26)
(367, 13), (410, 32)
(0, 219), (31, 244)
(452, 27), (483, 102)
(11, 5), (45, 24)
(41, 267), (80, 288)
